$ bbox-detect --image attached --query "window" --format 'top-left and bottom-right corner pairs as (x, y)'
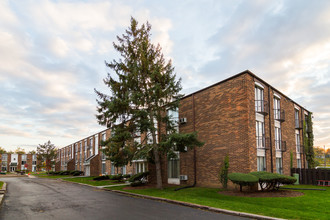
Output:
(32, 161), (37, 165)
(2, 154), (7, 161)
(1, 165), (7, 172)
(296, 133), (301, 153)
(295, 109), (300, 127)
(147, 118), (158, 144)
(22, 154), (27, 161)
(275, 127), (281, 150)
(276, 158), (283, 174)
(255, 86), (264, 112)
(168, 153), (180, 179)
(167, 108), (179, 133)
(32, 154), (37, 161)
(102, 162), (106, 175)
(257, 156), (266, 171)
(135, 162), (147, 174)
(122, 166), (126, 175)
(101, 152), (106, 160)
(256, 121), (265, 148)
(90, 138), (93, 156)
(102, 132), (106, 142)
(297, 159), (301, 168)
(111, 163), (115, 175)
(274, 97), (281, 120)
(21, 161), (26, 165)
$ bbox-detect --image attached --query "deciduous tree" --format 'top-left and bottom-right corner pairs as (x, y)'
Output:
(15, 147), (26, 154)
(37, 141), (57, 173)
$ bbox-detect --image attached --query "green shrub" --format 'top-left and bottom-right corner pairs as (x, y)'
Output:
(122, 174), (131, 179)
(276, 174), (296, 185)
(93, 175), (110, 181)
(61, 171), (70, 175)
(228, 173), (258, 192)
(250, 171), (278, 182)
(219, 154), (229, 189)
(72, 171), (84, 176)
(250, 171), (297, 191)
(129, 171), (150, 182)
(109, 174), (123, 181)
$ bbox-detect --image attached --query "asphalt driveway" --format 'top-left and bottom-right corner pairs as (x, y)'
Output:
(0, 177), (246, 220)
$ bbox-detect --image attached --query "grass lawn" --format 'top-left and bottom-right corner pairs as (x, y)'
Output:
(63, 177), (125, 186)
(0, 181), (3, 188)
(109, 184), (329, 220)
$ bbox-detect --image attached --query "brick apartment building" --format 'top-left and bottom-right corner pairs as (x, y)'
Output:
(55, 129), (144, 177)
(56, 70), (311, 187)
(0, 153), (39, 172)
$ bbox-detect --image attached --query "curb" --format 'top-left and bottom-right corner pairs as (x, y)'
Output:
(0, 182), (6, 194)
(106, 189), (284, 220)
(0, 182), (7, 208)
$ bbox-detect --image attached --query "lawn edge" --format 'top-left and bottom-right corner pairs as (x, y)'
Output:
(106, 189), (284, 220)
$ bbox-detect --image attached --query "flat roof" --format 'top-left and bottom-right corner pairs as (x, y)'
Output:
(181, 69), (310, 113)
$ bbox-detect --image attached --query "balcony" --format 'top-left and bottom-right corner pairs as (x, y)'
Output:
(274, 109), (285, 122)
(255, 100), (269, 115)
(295, 119), (303, 130)
(275, 140), (287, 152)
(256, 136), (270, 150)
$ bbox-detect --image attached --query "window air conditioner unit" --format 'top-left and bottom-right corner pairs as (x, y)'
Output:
(180, 175), (188, 181)
(179, 118), (187, 124)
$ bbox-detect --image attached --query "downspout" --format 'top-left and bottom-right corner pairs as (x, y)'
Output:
(193, 94), (197, 186)
(301, 109), (306, 169)
(175, 94), (197, 191)
(268, 86), (274, 173)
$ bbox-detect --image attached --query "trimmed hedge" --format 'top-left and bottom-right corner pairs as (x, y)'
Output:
(122, 174), (131, 179)
(250, 171), (297, 191)
(109, 174), (123, 181)
(228, 173), (258, 192)
(276, 174), (297, 185)
(93, 175), (110, 181)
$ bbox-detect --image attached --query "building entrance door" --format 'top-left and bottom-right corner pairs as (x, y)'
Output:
(10, 166), (17, 172)
(85, 166), (90, 176)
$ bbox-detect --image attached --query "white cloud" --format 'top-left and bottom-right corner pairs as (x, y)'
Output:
(1, 0), (330, 150)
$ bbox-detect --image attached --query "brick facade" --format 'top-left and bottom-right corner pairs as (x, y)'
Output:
(56, 70), (311, 187)
(0, 153), (39, 172)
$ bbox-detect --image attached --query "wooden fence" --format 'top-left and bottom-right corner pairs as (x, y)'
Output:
(291, 168), (330, 185)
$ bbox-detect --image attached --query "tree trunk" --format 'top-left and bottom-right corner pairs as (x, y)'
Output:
(150, 111), (163, 189)
(153, 146), (163, 189)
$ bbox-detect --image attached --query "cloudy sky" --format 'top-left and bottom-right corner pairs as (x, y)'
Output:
(1, 0), (330, 152)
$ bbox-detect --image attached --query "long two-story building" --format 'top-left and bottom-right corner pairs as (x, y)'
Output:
(56, 70), (311, 187)
(1, 153), (39, 172)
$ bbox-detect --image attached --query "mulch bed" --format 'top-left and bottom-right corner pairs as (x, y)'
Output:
(218, 190), (304, 197)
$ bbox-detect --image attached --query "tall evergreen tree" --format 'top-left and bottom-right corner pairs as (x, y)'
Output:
(95, 17), (203, 189)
